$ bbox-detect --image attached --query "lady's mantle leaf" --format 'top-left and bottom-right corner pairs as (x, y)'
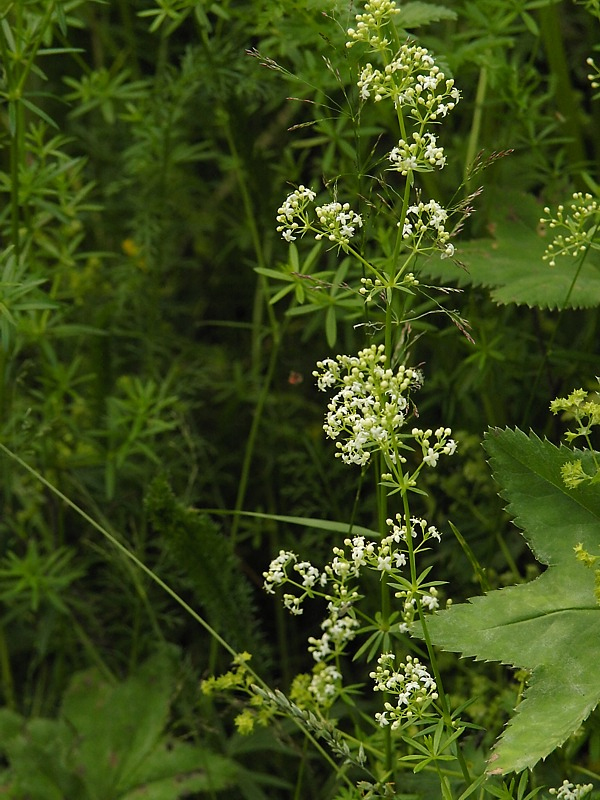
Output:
(420, 428), (600, 774)
(396, 2), (456, 29)
(419, 192), (600, 309)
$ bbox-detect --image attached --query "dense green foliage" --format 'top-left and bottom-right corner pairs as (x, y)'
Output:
(1, 0), (600, 797)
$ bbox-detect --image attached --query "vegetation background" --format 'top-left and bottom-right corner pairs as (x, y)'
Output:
(1, 0), (600, 797)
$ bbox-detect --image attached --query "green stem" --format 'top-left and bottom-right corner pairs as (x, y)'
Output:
(464, 62), (488, 192)
(537, 2), (587, 171)
(219, 109), (283, 544)
(522, 233), (595, 427)
(220, 109), (278, 375)
(0, 621), (16, 709)
(391, 177), (413, 276)
(401, 492), (472, 790)
(230, 330), (282, 545)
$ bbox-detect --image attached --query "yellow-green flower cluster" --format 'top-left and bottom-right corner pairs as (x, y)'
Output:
(541, 192), (600, 267)
(551, 385), (600, 488)
(548, 780), (593, 800)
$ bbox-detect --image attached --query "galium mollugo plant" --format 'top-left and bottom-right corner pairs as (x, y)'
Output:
(210, 1), (590, 796)
(257, 0), (474, 793)
(204, 2), (600, 794)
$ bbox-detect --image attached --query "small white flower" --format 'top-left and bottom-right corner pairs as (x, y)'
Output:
(377, 554), (392, 571)
(388, 132), (446, 175)
(308, 664), (342, 706)
(549, 781), (593, 800)
(423, 447), (440, 467)
(283, 593), (303, 615)
(422, 591), (439, 611)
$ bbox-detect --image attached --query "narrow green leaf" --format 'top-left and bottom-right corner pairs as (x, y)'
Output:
(325, 304), (337, 347)
(21, 97), (59, 129)
(198, 508), (379, 538)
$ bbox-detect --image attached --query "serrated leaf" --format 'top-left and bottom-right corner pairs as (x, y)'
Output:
(420, 192), (600, 309)
(397, 2), (457, 28)
(419, 428), (600, 773)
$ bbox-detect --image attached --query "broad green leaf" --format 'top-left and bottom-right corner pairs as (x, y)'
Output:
(121, 740), (236, 798)
(0, 711), (85, 799)
(0, 653), (236, 799)
(62, 648), (179, 797)
(62, 647), (236, 797)
(420, 192), (600, 309)
(419, 428), (600, 773)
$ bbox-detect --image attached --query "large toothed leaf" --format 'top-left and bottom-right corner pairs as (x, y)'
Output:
(420, 192), (600, 309)
(420, 428), (600, 774)
(396, 2), (457, 29)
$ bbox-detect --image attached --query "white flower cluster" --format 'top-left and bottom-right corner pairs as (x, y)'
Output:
(263, 550), (327, 615)
(331, 532), (407, 579)
(412, 426), (457, 468)
(314, 201), (363, 245)
(391, 582), (441, 632)
(389, 132), (446, 175)
(346, 0), (400, 50)
(385, 513), (441, 544)
(357, 44), (460, 122)
(371, 653), (439, 729)
(263, 546), (362, 647)
(263, 549), (296, 594)
(549, 781), (593, 800)
(308, 603), (360, 661)
(382, 513), (444, 627)
(308, 663), (342, 706)
(276, 185), (316, 242)
(401, 199), (455, 258)
(263, 520), (445, 700)
(540, 192), (600, 267)
(313, 344), (421, 466)
(275, 186), (363, 247)
(360, 272), (419, 302)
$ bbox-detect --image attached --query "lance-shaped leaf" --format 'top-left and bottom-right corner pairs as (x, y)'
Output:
(419, 428), (600, 774)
